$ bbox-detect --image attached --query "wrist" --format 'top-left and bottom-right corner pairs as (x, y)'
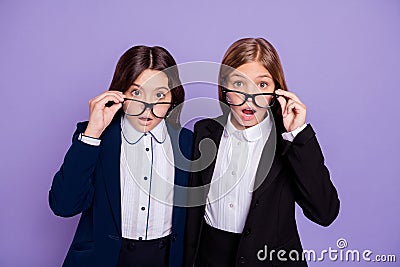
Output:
(83, 127), (103, 139)
(78, 133), (101, 146)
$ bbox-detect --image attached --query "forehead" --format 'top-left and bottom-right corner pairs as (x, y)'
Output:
(230, 62), (273, 81)
(134, 69), (169, 89)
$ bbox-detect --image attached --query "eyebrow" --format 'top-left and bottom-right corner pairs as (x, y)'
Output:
(131, 83), (170, 91)
(131, 83), (141, 88)
(256, 74), (273, 79)
(230, 73), (273, 80)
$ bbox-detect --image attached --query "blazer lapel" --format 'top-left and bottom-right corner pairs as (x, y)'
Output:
(200, 116), (226, 186)
(166, 122), (192, 207)
(99, 118), (122, 236)
(252, 124), (284, 199)
(202, 114), (284, 200)
(166, 123), (188, 187)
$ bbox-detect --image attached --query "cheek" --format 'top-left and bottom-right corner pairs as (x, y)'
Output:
(125, 116), (139, 126)
(230, 105), (242, 114)
(152, 117), (163, 125)
(166, 93), (173, 102)
(256, 108), (268, 117)
(254, 109), (268, 123)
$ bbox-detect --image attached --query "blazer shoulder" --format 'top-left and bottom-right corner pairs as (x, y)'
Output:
(193, 118), (209, 130)
(178, 127), (194, 158)
(179, 126), (193, 138)
(193, 115), (226, 134)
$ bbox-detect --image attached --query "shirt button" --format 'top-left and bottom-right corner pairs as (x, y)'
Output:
(144, 176), (148, 180)
(158, 240), (166, 249)
(138, 237), (143, 240)
(145, 148), (149, 151)
(239, 256), (247, 264)
(244, 228), (251, 236)
(231, 170), (236, 176)
(128, 241), (135, 250)
(171, 234), (177, 242)
(141, 207), (146, 211)
(229, 203), (234, 208)
(237, 141), (241, 146)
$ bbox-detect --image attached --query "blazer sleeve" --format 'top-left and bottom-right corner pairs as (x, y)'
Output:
(48, 121), (100, 217)
(282, 124), (340, 227)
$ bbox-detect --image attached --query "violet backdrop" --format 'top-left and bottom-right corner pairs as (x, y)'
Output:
(0, 0), (399, 266)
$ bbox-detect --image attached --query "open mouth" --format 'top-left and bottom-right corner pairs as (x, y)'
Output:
(242, 108), (256, 116)
(139, 117), (153, 122)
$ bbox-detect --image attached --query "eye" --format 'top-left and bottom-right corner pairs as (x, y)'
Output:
(156, 92), (166, 99)
(259, 82), (268, 88)
(132, 89), (141, 97)
(233, 81), (244, 87)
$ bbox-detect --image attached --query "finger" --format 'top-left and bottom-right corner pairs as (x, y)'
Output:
(109, 90), (125, 96)
(92, 91), (125, 103)
(91, 96), (122, 109)
(276, 94), (288, 116)
(93, 95), (123, 109)
(92, 91), (124, 102)
(287, 101), (305, 115)
(109, 102), (123, 114)
(286, 103), (295, 115)
(106, 90), (125, 98)
(276, 89), (303, 104)
(92, 92), (124, 106)
(284, 99), (297, 116)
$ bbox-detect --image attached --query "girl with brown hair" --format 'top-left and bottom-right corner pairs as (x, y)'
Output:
(184, 38), (340, 267)
(49, 45), (192, 267)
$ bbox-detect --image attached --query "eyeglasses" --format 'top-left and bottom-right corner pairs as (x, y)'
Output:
(122, 98), (173, 119)
(222, 88), (279, 108)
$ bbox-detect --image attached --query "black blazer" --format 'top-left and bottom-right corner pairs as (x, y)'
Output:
(49, 116), (193, 267)
(184, 114), (340, 267)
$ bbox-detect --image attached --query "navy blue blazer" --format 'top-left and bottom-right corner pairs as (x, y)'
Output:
(49, 116), (193, 267)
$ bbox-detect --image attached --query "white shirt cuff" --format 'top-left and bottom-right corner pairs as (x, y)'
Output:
(281, 123), (307, 142)
(78, 133), (101, 146)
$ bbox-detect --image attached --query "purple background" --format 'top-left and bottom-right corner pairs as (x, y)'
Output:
(1, 0), (399, 266)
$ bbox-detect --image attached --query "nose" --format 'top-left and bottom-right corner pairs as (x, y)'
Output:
(244, 95), (256, 107)
(245, 95), (254, 102)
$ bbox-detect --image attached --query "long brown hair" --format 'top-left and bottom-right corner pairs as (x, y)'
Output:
(218, 38), (288, 127)
(109, 45), (184, 125)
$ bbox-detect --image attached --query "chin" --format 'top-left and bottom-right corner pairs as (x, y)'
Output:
(137, 118), (163, 132)
(232, 113), (265, 129)
(136, 123), (155, 132)
(246, 121), (258, 126)
(241, 121), (258, 128)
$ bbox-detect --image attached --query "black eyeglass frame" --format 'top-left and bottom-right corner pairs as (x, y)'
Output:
(122, 98), (174, 119)
(221, 88), (283, 108)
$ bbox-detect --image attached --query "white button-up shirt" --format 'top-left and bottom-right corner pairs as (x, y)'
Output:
(78, 114), (306, 237)
(119, 117), (175, 240)
(204, 113), (273, 233)
(204, 113), (306, 233)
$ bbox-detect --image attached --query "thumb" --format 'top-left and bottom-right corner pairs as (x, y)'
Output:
(110, 102), (123, 114)
(276, 95), (287, 117)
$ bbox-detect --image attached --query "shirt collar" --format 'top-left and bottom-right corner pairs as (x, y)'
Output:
(121, 116), (167, 145)
(224, 112), (272, 142)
